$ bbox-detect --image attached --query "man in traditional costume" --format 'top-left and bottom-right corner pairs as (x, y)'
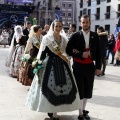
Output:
(66, 15), (102, 120)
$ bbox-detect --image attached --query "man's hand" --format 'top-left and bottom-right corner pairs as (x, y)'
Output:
(73, 49), (79, 54)
(82, 51), (89, 58)
(95, 69), (102, 75)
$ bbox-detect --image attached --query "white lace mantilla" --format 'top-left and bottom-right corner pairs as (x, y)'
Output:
(37, 34), (68, 60)
(24, 35), (43, 54)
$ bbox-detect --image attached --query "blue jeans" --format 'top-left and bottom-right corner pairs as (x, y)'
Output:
(106, 49), (115, 63)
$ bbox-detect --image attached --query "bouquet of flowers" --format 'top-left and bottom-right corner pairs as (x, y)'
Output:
(32, 59), (44, 74)
(22, 54), (31, 62)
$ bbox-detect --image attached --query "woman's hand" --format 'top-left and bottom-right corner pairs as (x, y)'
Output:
(73, 49), (79, 54)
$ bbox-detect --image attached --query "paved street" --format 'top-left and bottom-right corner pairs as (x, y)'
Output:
(0, 45), (120, 120)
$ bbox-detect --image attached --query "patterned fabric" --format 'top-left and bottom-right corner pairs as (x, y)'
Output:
(18, 35), (43, 86)
(24, 35), (43, 54)
(17, 62), (32, 86)
(42, 55), (77, 106)
(9, 45), (25, 77)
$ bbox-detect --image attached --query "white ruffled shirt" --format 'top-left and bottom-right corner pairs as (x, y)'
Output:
(82, 30), (90, 48)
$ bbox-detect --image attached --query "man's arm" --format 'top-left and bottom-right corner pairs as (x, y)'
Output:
(66, 33), (83, 59)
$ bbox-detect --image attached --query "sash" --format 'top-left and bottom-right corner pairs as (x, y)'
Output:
(50, 39), (68, 63)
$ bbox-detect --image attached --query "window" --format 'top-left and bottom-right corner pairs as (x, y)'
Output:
(88, 9), (91, 17)
(117, 4), (120, 18)
(105, 6), (111, 19)
(107, 0), (111, 3)
(80, 10), (82, 17)
(83, 8), (87, 15)
(68, 4), (72, 7)
(95, 25), (100, 32)
(78, 10), (82, 21)
(95, 8), (100, 20)
(97, 0), (100, 5)
(63, 13), (65, 17)
(88, 0), (91, 7)
(80, 0), (83, 8)
(62, 4), (65, 7)
(105, 24), (110, 34)
(68, 13), (72, 17)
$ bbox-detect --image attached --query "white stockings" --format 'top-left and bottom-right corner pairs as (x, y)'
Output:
(79, 98), (88, 115)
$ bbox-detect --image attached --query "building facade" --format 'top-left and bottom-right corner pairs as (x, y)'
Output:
(36, 0), (76, 30)
(61, 0), (76, 31)
(76, 0), (120, 33)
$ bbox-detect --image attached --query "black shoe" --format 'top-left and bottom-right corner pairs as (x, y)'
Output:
(47, 113), (53, 118)
(83, 110), (91, 120)
(97, 74), (102, 77)
(101, 73), (105, 76)
(53, 117), (59, 120)
(110, 62), (113, 64)
(78, 115), (84, 120)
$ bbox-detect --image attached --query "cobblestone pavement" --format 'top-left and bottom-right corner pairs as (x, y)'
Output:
(0, 46), (120, 120)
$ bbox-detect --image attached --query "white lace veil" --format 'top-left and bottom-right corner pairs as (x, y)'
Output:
(5, 25), (23, 67)
(14, 25), (23, 42)
(47, 20), (68, 40)
(37, 20), (68, 60)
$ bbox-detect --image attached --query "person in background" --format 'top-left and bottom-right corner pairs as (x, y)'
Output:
(106, 33), (115, 64)
(97, 26), (108, 76)
(23, 21), (32, 40)
(21, 24), (25, 31)
(5, 25), (23, 67)
(18, 25), (43, 86)
(9, 36), (27, 77)
(66, 15), (101, 120)
(0, 29), (9, 48)
(113, 32), (120, 66)
(42, 24), (50, 35)
(66, 23), (76, 40)
(8, 28), (14, 46)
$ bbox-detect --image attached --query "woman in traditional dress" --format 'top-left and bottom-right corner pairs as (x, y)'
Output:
(0, 29), (9, 48)
(26, 19), (81, 120)
(18, 25), (43, 86)
(5, 25), (23, 67)
(9, 36), (27, 77)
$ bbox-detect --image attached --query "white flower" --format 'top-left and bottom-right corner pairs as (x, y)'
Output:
(24, 54), (30, 59)
(38, 60), (42, 64)
(32, 60), (38, 67)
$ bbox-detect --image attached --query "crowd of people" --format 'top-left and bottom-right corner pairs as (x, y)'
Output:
(1, 14), (120, 120)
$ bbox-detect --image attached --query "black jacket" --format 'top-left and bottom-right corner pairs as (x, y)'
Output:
(108, 39), (115, 50)
(98, 32), (108, 57)
(23, 28), (29, 40)
(66, 31), (101, 70)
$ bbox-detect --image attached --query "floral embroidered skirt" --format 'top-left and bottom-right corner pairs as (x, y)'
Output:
(26, 56), (81, 112)
(17, 61), (32, 86)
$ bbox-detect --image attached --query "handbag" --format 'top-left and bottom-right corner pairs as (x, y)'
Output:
(114, 50), (120, 60)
